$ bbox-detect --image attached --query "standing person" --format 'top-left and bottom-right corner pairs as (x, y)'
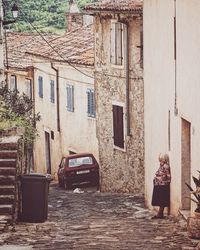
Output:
(151, 153), (171, 219)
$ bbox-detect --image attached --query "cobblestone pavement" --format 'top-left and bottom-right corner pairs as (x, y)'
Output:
(0, 183), (199, 250)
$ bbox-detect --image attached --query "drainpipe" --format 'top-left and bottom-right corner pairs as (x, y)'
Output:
(125, 23), (131, 136)
(174, 0), (178, 115)
(51, 63), (60, 132)
(4, 29), (8, 85)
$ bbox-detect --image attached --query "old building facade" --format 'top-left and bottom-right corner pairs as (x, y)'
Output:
(29, 24), (98, 177)
(85, 0), (144, 195)
(144, 0), (200, 215)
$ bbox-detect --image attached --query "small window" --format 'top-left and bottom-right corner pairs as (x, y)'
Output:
(87, 89), (96, 118)
(112, 105), (124, 148)
(25, 78), (32, 99)
(10, 75), (17, 91)
(38, 76), (43, 98)
(51, 131), (54, 140)
(66, 84), (74, 112)
(50, 80), (55, 103)
(110, 22), (125, 66)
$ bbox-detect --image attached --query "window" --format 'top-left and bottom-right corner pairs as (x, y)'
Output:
(66, 84), (74, 112)
(110, 22), (125, 66)
(25, 78), (32, 99)
(87, 89), (96, 118)
(50, 80), (55, 103)
(10, 75), (17, 91)
(112, 105), (124, 148)
(38, 76), (43, 98)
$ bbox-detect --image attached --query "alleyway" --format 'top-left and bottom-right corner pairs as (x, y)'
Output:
(0, 183), (198, 250)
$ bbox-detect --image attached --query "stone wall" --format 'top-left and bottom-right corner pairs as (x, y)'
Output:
(95, 15), (144, 195)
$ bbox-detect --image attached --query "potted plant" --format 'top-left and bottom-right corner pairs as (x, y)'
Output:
(186, 171), (200, 217)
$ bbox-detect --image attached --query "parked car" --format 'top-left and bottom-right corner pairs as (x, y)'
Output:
(57, 153), (99, 189)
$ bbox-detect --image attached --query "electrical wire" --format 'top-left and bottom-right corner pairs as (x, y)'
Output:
(5, 66), (94, 85)
(3, 1), (94, 79)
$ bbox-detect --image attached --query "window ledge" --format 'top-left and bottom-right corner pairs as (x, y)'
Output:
(113, 145), (126, 152)
(110, 64), (124, 70)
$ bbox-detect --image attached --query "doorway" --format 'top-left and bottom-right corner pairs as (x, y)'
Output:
(181, 118), (191, 210)
(45, 131), (51, 174)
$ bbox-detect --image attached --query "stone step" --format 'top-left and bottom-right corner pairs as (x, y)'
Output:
(0, 195), (15, 205)
(0, 215), (12, 223)
(0, 167), (16, 176)
(0, 176), (15, 185)
(0, 142), (18, 151)
(0, 150), (17, 159)
(0, 186), (15, 195)
(0, 159), (16, 168)
(0, 205), (13, 215)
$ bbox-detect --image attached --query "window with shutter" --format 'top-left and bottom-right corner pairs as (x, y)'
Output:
(10, 75), (17, 91)
(87, 89), (96, 118)
(38, 76), (43, 98)
(50, 80), (55, 103)
(66, 84), (74, 112)
(110, 22), (124, 66)
(112, 105), (124, 148)
(25, 78), (32, 99)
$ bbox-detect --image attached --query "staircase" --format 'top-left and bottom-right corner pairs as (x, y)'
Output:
(0, 136), (19, 230)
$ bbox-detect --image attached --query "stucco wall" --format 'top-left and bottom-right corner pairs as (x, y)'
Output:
(144, 0), (200, 215)
(33, 62), (98, 178)
(95, 15), (144, 195)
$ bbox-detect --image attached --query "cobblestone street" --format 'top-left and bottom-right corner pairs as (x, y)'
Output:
(0, 183), (198, 250)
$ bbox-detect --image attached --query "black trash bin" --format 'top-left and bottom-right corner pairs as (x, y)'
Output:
(20, 173), (50, 223)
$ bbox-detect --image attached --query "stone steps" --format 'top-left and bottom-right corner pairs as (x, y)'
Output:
(0, 150), (17, 159)
(0, 175), (15, 185)
(0, 204), (13, 215)
(0, 142), (18, 151)
(0, 185), (15, 195)
(0, 167), (16, 175)
(0, 195), (15, 205)
(0, 137), (19, 225)
(0, 159), (16, 168)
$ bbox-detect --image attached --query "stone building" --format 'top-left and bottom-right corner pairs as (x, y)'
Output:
(84, 0), (144, 195)
(144, 0), (200, 215)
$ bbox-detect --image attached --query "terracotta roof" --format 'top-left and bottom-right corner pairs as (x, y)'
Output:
(84, 0), (143, 13)
(5, 24), (94, 70)
(28, 25), (94, 66)
(4, 32), (59, 70)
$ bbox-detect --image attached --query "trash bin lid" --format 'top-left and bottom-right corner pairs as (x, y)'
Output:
(20, 173), (47, 180)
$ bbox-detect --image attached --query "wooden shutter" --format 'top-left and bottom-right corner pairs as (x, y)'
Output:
(66, 85), (70, 110)
(113, 105), (124, 148)
(71, 85), (74, 112)
(87, 89), (96, 117)
(66, 85), (74, 111)
(10, 75), (17, 91)
(50, 80), (55, 103)
(110, 22), (116, 64)
(116, 23), (123, 65)
(87, 89), (91, 116)
(38, 76), (43, 98)
(91, 90), (95, 117)
(25, 79), (32, 99)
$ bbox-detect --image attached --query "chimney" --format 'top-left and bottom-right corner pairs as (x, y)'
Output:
(65, 0), (83, 32)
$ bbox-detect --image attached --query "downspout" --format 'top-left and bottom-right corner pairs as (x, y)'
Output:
(125, 23), (131, 136)
(4, 29), (8, 85)
(174, 0), (178, 115)
(51, 63), (60, 132)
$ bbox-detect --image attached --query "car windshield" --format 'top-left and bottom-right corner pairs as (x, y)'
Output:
(68, 156), (93, 168)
